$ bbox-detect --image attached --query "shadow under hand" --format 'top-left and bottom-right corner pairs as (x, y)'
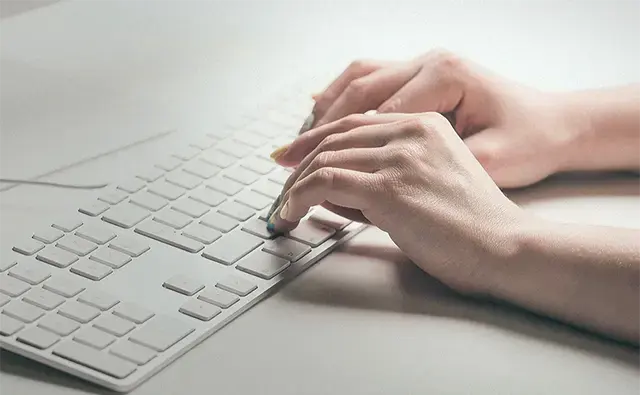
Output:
(279, 236), (639, 368)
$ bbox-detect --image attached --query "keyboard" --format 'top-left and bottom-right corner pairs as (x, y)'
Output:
(0, 85), (366, 391)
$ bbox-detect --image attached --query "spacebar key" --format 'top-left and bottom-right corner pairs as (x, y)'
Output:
(135, 221), (203, 253)
(53, 341), (137, 379)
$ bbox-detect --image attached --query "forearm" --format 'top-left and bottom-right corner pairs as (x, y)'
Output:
(560, 84), (640, 172)
(483, 217), (640, 342)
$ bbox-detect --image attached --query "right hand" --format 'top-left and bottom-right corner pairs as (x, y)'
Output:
(304, 49), (582, 188)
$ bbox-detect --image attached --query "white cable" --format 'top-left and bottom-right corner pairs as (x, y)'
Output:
(0, 179), (109, 190)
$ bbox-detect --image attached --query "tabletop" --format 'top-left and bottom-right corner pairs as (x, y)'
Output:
(1, 1), (639, 394)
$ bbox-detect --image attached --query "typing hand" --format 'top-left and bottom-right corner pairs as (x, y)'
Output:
(303, 49), (580, 188)
(269, 112), (527, 292)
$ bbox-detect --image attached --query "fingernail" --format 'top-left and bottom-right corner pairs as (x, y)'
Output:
(279, 200), (290, 220)
(298, 112), (315, 135)
(266, 195), (282, 233)
(269, 145), (290, 161)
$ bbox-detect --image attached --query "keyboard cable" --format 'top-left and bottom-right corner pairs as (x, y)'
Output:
(0, 179), (108, 190)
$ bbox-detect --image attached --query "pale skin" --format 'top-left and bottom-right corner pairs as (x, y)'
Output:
(268, 50), (640, 343)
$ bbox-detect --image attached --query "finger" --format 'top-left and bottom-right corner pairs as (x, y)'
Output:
(274, 168), (380, 230)
(313, 64), (420, 128)
(320, 202), (371, 224)
(275, 113), (413, 166)
(377, 65), (464, 114)
(281, 123), (396, 198)
(313, 60), (394, 122)
(294, 148), (387, 192)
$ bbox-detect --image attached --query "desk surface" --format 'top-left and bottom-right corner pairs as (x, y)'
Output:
(1, 1), (639, 394)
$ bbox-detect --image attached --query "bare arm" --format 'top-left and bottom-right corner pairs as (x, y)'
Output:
(561, 84), (640, 172)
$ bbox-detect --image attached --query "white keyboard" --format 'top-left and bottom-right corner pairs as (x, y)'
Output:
(0, 88), (366, 391)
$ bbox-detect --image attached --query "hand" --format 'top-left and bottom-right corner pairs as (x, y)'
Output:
(271, 112), (528, 292)
(307, 50), (580, 188)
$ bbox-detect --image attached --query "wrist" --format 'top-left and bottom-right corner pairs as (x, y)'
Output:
(551, 91), (596, 173)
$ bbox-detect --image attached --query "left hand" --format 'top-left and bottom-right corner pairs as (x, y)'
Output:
(270, 112), (527, 292)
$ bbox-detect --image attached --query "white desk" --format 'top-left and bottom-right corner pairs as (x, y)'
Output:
(1, 1), (638, 394)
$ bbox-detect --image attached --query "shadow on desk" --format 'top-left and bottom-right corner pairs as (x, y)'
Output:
(279, 171), (640, 368)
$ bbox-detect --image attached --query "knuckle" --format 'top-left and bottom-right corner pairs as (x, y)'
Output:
(318, 133), (341, 150)
(313, 151), (335, 169)
(345, 78), (369, 100)
(348, 59), (372, 72)
(314, 167), (336, 187)
(339, 113), (368, 129)
(472, 141), (504, 170)
(396, 117), (428, 138)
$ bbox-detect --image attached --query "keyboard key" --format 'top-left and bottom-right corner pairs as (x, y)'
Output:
(200, 150), (236, 168)
(198, 288), (239, 309)
(23, 288), (65, 310)
(172, 199), (210, 218)
(166, 171), (202, 190)
(79, 200), (111, 217)
(218, 201), (255, 221)
(12, 239), (45, 256)
(0, 314), (24, 336)
(216, 275), (257, 297)
(309, 209), (352, 230)
(53, 341), (137, 379)
(172, 146), (201, 161)
(52, 218), (83, 233)
(200, 212), (238, 233)
(236, 251), (290, 280)
(110, 341), (156, 365)
(74, 327), (116, 350)
(38, 314), (80, 336)
(155, 157), (182, 172)
(235, 190), (272, 210)
(33, 228), (65, 244)
(153, 209), (192, 230)
(102, 203), (150, 228)
(288, 220), (336, 247)
(203, 231), (263, 265)
(179, 299), (221, 321)
(163, 275), (204, 296)
(262, 237), (311, 262)
(183, 161), (220, 179)
(0, 294), (9, 307)
(78, 291), (120, 311)
(109, 236), (150, 257)
(93, 315), (135, 337)
(118, 178), (146, 193)
(98, 190), (128, 205)
(58, 301), (100, 323)
(0, 260), (17, 272)
(241, 218), (276, 239)
(0, 275), (30, 297)
(223, 167), (260, 185)
(113, 303), (154, 324)
(130, 191), (168, 212)
(3, 300), (45, 323)
(189, 137), (217, 150)
(36, 246), (78, 268)
(8, 261), (51, 285)
(233, 131), (268, 148)
(43, 276), (86, 298)
(70, 260), (113, 281)
(75, 226), (116, 245)
(136, 168), (164, 182)
(240, 156), (276, 175)
(56, 235), (98, 256)
(217, 140), (253, 158)
(268, 170), (290, 185)
(148, 181), (186, 201)
(18, 327), (60, 349)
(252, 180), (282, 199)
(207, 178), (243, 196)
(207, 128), (232, 139)
(190, 188), (226, 207)
(135, 221), (204, 253)
(182, 224), (221, 244)
(89, 248), (131, 269)
(129, 316), (194, 352)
